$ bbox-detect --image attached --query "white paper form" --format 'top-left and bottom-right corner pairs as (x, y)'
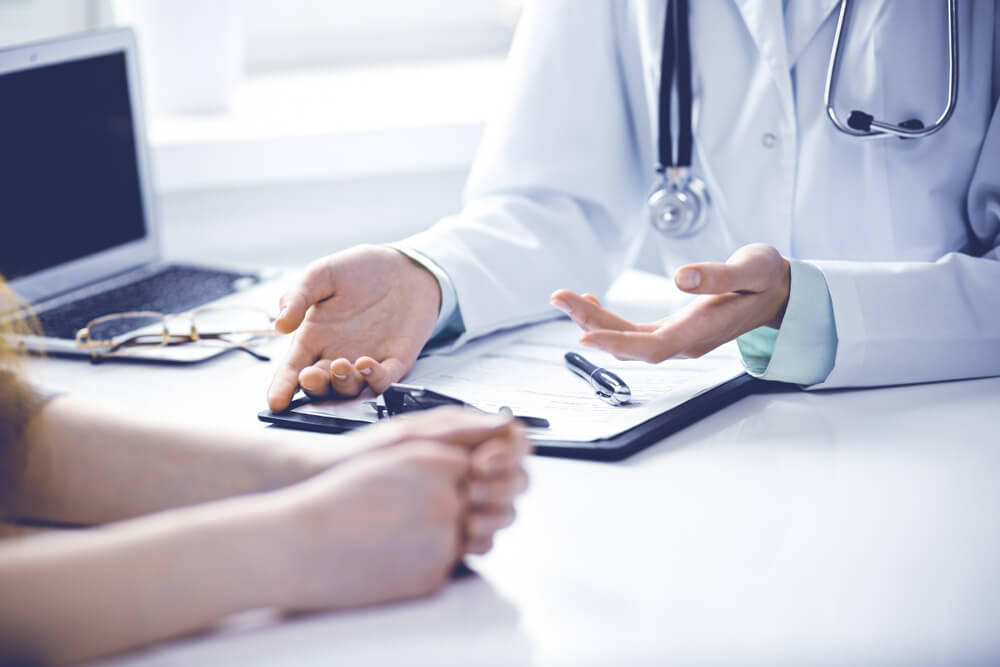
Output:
(401, 319), (746, 442)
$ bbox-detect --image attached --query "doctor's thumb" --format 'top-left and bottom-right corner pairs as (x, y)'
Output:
(274, 292), (309, 333)
(674, 261), (759, 295)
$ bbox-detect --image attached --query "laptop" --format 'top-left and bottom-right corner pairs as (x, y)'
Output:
(0, 28), (283, 362)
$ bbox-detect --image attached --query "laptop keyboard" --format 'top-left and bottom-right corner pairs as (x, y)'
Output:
(35, 264), (259, 340)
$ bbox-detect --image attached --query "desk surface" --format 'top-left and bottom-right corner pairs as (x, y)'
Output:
(25, 274), (1000, 667)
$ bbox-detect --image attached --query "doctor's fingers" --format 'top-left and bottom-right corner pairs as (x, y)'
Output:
(326, 358), (367, 397)
(580, 302), (717, 361)
(268, 339), (320, 412)
(675, 245), (787, 296)
(550, 289), (655, 333)
(353, 356), (411, 395)
(275, 261), (338, 334)
(583, 292), (773, 362)
(580, 329), (685, 363)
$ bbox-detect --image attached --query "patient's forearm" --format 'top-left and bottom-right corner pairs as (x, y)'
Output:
(0, 492), (289, 665)
(0, 396), (336, 524)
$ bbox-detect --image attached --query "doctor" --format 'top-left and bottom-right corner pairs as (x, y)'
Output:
(267, 0), (1000, 412)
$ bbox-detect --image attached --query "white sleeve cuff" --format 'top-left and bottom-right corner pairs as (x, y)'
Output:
(739, 258), (838, 386)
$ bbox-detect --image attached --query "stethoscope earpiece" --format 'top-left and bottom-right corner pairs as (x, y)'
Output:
(849, 111), (927, 136)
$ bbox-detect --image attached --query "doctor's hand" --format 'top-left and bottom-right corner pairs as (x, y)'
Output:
(551, 244), (790, 362)
(267, 245), (441, 412)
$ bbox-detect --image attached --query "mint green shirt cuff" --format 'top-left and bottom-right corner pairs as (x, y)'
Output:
(388, 244), (466, 345)
(737, 258), (837, 386)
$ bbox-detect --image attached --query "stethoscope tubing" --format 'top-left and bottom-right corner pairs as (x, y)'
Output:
(824, 0), (959, 139)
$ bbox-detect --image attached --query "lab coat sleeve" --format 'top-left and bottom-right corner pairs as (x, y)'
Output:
(737, 259), (838, 385)
(396, 0), (647, 345)
(812, 98), (1000, 389)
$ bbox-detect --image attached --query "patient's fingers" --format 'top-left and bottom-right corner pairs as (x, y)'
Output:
(466, 508), (516, 541)
(468, 467), (530, 507)
(465, 535), (495, 556)
(471, 433), (533, 477)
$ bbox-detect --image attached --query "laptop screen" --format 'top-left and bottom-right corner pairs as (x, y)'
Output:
(0, 51), (146, 281)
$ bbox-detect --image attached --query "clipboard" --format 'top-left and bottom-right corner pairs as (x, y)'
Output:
(258, 373), (762, 462)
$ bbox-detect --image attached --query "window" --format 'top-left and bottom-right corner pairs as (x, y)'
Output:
(0, 0), (105, 49)
(241, 0), (521, 71)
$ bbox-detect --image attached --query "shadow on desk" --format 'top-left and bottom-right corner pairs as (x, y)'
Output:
(622, 382), (805, 467)
(100, 575), (533, 667)
(624, 374), (1000, 468)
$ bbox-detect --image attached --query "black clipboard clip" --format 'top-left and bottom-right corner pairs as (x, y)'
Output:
(377, 383), (550, 429)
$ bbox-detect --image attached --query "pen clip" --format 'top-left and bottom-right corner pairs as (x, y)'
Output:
(565, 351), (632, 406)
(589, 368), (631, 406)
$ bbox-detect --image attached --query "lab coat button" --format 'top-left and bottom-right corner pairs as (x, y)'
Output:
(761, 132), (778, 148)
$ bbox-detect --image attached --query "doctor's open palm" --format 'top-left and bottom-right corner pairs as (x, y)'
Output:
(267, 245), (441, 411)
(552, 244), (792, 362)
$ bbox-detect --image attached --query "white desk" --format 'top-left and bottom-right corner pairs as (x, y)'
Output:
(25, 274), (1000, 666)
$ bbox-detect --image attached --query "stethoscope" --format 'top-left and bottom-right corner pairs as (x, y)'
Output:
(649, 0), (961, 238)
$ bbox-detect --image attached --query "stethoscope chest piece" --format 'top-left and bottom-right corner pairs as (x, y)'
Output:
(648, 168), (710, 238)
(649, 0), (710, 238)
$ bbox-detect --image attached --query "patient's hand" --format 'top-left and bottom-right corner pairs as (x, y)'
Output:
(273, 409), (531, 610)
(267, 245), (442, 412)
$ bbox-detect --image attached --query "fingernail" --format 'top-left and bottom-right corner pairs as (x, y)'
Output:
(360, 367), (373, 376)
(551, 299), (572, 314)
(580, 338), (598, 348)
(277, 307), (288, 320)
(333, 373), (348, 380)
(676, 269), (701, 290)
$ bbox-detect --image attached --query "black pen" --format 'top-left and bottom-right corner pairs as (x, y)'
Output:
(564, 352), (632, 406)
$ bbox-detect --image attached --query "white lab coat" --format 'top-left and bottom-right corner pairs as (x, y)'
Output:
(403, 0), (1000, 389)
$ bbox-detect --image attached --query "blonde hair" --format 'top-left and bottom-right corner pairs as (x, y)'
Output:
(1, 278), (40, 447)
(0, 277), (34, 369)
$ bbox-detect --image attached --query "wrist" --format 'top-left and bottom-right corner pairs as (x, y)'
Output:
(390, 246), (443, 316)
(251, 431), (345, 490)
(199, 490), (303, 612)
(768, 256), (792, 328)
(261, 474), (350, 612)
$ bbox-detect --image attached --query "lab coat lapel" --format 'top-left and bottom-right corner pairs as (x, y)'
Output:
(731, 0), (793, 119)
(783, 0), (840, 67)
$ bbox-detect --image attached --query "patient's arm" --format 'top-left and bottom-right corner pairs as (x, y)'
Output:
(0, 396), (342, 525)
(0, 408), (530, 665)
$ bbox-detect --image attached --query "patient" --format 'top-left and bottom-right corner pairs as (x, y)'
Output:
(0, 279), (530, 665)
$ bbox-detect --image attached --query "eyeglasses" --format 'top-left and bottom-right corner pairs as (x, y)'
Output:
(74, 306), (279, 362)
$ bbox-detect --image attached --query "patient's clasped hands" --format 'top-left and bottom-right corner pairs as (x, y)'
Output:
(278, 408), (530, 610)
